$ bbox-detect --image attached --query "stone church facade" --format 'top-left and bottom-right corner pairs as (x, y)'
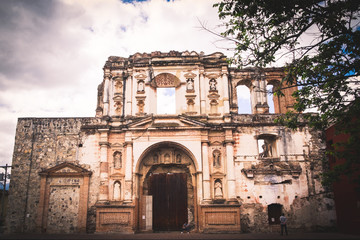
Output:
(7, 51), (336, 233)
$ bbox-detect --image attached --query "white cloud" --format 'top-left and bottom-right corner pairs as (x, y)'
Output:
(0, 0), (234, 166)
(157, 88), (176, 114)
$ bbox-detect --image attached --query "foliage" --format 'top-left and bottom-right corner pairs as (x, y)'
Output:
(214, 0), (360, 188)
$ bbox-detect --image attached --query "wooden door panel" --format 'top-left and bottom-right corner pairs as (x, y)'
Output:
(149, 173), (187, 231)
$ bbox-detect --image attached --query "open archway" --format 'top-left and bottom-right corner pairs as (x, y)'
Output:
(136, 142), (198, 232)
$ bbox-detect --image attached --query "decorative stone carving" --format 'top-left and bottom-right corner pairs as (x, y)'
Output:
(242, 160), (302, 178)
(152, 73), (181, 88)
(186, 78), (194, 92)
(153, 154), (159, 164)
(185, 94), (196, 114)
(114, 181), (121, 201)
(136, 96), (146, 115)
(176, 154), (182, 163)
(213, 150), (221, 168)
(209, 78), (217, 91)
(113, 93), (123, 116)
(214, 179), (223, 198)
(113, 151), (122, 169)
(137, 80), (145, 93)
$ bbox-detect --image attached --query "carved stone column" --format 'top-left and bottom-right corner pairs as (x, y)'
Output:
(199, 70), (206, 114)
(125, 73), (133, 116)
(201, 141), (211, 201)
(103, 70), (110, 116)
(99, 129), (109, 202)
(225, 130), (236, 201)
(222, 68), (230, 114)
(124, 141), (133, 203)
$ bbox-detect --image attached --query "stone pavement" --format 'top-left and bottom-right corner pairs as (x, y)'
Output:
(0, 232), (359, 240)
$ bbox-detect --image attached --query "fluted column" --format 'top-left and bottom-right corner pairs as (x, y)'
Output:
(125, 73), (133, 116)
(103, 70), (110, 116)
(201, 141), (211, 201)
(98, 129), (109, 202)
(124, 141), (133, 203)
(225, 129), (236, 201)
(199, 70), (206, 114)
(222, 69), (230, 114)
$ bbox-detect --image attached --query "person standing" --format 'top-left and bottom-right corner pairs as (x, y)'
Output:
(280, 213), (288, 235)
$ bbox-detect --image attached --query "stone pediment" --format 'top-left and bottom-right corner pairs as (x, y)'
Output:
(127, 116), (154, 128)
(39, 162), (92, 177)
(127, 116), (206, 129)
(110, 173), (125, 179)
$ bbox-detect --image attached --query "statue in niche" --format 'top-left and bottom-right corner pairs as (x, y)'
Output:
(114, 152), (122, 168)
(164, 153), (170, 163)
(114, 181), (121, 201)
(176, 154), (182, 163)
(153, 154), (159, 164)
(114, 102), (122, 115)
(260, 139), (273, 158)
(137, 80), (144, 92)
(186, 78), (194, 90)
(214, 179), (223, 198)
(209, 78), (217, 91)
(115, 80), (123, 92)
(213, 150), (221, 168)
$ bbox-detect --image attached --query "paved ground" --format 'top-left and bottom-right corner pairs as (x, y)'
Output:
(0, 232), (359, 240)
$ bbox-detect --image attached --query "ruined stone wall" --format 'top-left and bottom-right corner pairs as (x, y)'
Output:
(6, 117), (99, 233)
(232, 114), (336, 232)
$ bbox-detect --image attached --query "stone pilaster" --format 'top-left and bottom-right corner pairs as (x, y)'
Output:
(124, 141), (133, 203)
(103, 70), (110, 116)
(201, 141), (211, 201)
(225, 129), (236, 201)
(199, 70), (206, 114)
(222, 68), (230, 114)
(99, 129), (109, 202)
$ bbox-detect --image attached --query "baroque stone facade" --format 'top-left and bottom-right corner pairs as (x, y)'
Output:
(7, 51), (336, 233)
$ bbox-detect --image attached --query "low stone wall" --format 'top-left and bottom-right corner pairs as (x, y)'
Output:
(199, 204), (241, 233)
(95, 205), (135, 233)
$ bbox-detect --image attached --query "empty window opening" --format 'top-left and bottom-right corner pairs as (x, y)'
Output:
(266, 84), (275, 113)
(257, 135), (277, 158)
(236, 85), (251, 114)
(157, 88), (175, 114)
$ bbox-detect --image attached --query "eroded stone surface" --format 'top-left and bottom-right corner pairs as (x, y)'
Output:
(6, 51), (336, 234)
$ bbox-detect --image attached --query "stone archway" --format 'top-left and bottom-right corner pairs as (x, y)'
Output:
(136, 142), (197, 232)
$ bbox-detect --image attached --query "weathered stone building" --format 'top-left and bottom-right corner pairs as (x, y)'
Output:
(7, 51), (336, 233)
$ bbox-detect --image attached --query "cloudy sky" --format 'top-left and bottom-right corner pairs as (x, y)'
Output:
(0, 0), (240, 167)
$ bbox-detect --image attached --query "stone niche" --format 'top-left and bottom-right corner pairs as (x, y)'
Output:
(36, 162), (92, 233)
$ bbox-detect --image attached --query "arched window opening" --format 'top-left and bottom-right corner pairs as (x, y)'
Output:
(157, 88), (175, 114)
(236, 85), (251, 114)
(267, 84), (275, 113)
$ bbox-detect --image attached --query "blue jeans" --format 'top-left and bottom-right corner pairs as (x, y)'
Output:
(281, 224), (288, 235)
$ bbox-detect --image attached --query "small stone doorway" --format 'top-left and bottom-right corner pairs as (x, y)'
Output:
(268, 203), (282, 225)
(149, 173), (187, 231)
